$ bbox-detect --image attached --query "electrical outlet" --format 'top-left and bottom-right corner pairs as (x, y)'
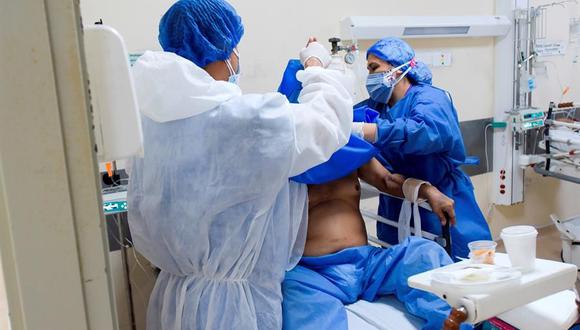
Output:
(433, 51), (452, 67)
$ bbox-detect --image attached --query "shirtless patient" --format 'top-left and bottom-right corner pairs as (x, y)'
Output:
(282, 158), (467, 330)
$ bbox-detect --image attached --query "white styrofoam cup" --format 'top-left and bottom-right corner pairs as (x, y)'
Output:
(500, 225), (538, 273)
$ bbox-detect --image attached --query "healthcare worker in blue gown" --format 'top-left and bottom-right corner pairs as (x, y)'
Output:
(277, 58), (470, 330)
(126, 1), (356, 329)
(357, 38), (492, 258)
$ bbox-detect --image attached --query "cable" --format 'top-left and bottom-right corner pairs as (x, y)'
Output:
(484, 123), (492, 173)
(545, 102), (555, 171)
(127, 238), (155, 282)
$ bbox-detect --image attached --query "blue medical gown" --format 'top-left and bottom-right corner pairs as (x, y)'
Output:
(291, 133), (379, 184)
(368, 84), (492, 258)
(282, 237), (473, 330)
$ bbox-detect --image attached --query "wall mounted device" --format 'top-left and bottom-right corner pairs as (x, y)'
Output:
(84, 25), (143, 163)
(340, 16), (511, 40)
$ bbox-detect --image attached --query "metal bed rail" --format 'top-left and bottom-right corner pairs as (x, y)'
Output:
(360, 182), (453, 256)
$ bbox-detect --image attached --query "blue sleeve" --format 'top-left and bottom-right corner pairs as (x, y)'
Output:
(374, 98), (454, 155)
(290, 134), (378, 184)
(277, 59), (304, 103)
(353, 106), (379, 123)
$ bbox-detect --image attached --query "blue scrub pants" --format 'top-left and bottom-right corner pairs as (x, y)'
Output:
(282, 237), (473, 330)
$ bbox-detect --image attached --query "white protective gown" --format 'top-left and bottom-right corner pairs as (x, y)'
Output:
(128, 51), (353, 330)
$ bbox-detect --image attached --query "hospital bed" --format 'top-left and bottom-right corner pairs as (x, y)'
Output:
(351, 184), (579, 330)
(534, 103), (580, 275)
(359, 182), (452, 255)
(533, 103), (580, 184)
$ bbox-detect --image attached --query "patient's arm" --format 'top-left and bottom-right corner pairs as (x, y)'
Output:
(358, 158), (456, 225)
(361, 123), (378, 142)
(357, 158), (405, 197)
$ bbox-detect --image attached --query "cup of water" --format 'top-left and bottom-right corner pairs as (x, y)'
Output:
(500, 225), (538, 273)
(468, 240), (497, 264)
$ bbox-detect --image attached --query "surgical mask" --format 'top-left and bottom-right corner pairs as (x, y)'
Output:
(225, 49), (240, 85)
(365, 59), (414, 104)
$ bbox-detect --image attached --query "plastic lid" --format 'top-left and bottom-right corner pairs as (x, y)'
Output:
(468, 240), (497, 250)
(500, 225), (538, 237)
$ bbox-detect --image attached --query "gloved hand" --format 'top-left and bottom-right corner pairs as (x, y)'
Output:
(300, 39), (331, 68)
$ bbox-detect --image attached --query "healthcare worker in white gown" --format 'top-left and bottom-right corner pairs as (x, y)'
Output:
(127, 0), (354, 329)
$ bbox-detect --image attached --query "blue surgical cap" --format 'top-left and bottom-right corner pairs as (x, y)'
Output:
(159, 0), (244, 68)
(367, 37), (432, 85)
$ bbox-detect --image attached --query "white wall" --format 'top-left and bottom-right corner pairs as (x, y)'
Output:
(80, 0), (580, 237)
(80, 0), (494, 115)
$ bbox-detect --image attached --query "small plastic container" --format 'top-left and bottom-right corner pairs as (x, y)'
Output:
(468, 240), (497, 265)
